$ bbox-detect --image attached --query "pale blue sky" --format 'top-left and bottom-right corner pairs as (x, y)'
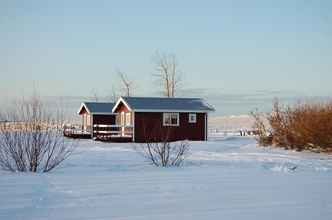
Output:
(0, 0), (331, 114)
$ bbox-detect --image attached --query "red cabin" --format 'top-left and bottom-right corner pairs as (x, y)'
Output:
(68, 97), (214, 142)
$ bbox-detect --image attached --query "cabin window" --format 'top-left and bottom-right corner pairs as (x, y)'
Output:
(189, 113), (197, 123)
(163, 113), (179, 126)
(125, 112), (131, 126)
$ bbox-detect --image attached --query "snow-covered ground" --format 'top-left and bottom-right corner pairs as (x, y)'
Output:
(1, 135), (332, 220)
(209, 114), (256, 131)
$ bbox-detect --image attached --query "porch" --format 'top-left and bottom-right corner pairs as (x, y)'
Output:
(93, 124), (133, 142)
(63, 124), (133, 142)
(63, 124), (92, 139)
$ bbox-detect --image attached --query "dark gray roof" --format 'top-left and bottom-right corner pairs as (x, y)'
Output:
(122, 97), (215, 112)
(82, 102), (115, 114)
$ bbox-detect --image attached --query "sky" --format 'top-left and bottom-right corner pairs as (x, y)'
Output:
(0, 0), (331, 115)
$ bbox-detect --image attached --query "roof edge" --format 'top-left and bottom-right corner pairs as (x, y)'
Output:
(133, 109), (213, 113)
(112, 97), (132, 113)
(77, 102), (90, 115)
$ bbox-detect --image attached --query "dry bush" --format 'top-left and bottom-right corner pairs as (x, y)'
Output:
(0, 96), (75, 172)
(137, 140), (190, 167)
(250, 110), (272, 146)
(252, 99), (332, 152)
(136, 124), (190, 167)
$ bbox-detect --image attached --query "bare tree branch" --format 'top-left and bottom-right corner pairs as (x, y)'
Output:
(91, 89), (99, 102)
(110, 85), (119, 102)
(153, 51), (183, 97)
(117, 70), (132, 97)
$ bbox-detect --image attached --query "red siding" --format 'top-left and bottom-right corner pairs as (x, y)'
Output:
(79, 106), (88, 115)
(113, 102), (130, 113)
(134, 112), (206, 142)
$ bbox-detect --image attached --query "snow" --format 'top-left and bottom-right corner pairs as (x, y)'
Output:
(1, 136), (332, 220)
(209, 114), (256, 131)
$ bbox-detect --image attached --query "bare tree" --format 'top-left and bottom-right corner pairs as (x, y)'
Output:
(117, 70), (132, 97)
(0, 95), (75, 173)
(153, 51), (182, 97)
(109, 85), (119, 102)
(91, 89), (99, 102)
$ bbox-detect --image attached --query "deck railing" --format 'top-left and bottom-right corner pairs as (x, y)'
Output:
(93, 124), (133, 137)
(63, 123), (134, 141)
(63, 124), (91, 138)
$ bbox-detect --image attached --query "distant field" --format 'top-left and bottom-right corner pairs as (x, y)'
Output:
(209, 115), (255, 131)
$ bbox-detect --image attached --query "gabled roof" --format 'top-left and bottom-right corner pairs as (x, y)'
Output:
(78, 102), (115, 115)
(113, 96), (215, 112)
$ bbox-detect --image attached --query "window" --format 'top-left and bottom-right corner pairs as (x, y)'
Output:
(163, 113), (179, 126)
(125, 112), (131, 126)
(189, 113), (197, 123)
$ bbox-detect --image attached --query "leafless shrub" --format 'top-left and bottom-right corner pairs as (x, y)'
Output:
(252, 99), (332, 152)
(250, 110), (272, 146)
(135, 123), (190, 167)
(0, 95), (75, 173)
(137, 140), (190, 167)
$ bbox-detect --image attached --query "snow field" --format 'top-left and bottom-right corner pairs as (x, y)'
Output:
(1, 136), (332, 220)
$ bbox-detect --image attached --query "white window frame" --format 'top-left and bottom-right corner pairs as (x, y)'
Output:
(189, 113), (197, 123)
(125, 112), (131, 126)
(163, 113), (179, 127)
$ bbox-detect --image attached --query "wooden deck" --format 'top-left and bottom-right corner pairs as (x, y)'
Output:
(63, 124), (133, 142)
(93, 124), (133, 142)
(63, 127), (91, 139)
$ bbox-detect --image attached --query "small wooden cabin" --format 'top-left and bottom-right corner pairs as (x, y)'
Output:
(69, 97), (214, 142)
(77, 102), (116, 138)
(112, 97), (215, 142)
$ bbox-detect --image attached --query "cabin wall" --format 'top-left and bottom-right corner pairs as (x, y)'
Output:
(92, 114), (116, 125)
(114, 102), (130, 113)
(91, 114), (116, 138)
(134, 112), (206, 142)
(114, 102), (131, 124)
(79, 108), (91, 131)
(113, 102), (133, 137)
